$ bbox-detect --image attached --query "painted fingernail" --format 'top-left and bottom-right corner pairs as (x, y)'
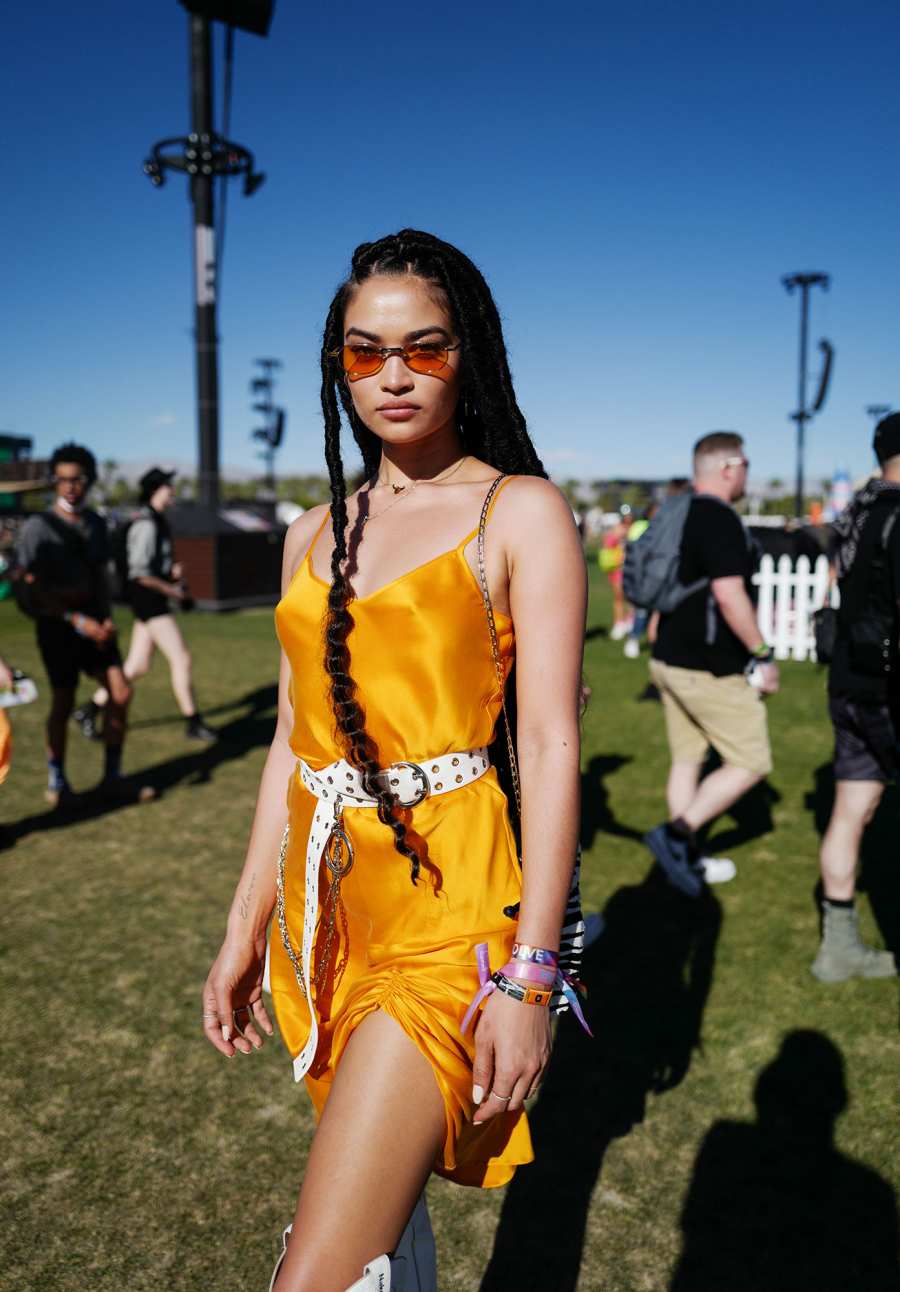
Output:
(473, 1084), (484, 1105)
(221, 1025), (232, 1042)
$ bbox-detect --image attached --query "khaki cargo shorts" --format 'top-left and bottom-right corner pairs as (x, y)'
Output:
(649, 659), (773, 776)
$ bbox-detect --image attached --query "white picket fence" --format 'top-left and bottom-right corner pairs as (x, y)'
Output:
(753, 554), (838, 661)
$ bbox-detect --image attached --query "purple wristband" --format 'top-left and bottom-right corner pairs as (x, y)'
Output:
(500, 960), (556, 987)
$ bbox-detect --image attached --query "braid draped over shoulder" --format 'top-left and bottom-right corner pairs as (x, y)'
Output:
(319, 229), (547, 882)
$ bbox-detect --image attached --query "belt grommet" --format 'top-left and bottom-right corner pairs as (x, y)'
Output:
(431, 764), (440, 773)
(455, 774), (463, 783)
(435, 781), (443, 790)
(452, 757), (460, 766)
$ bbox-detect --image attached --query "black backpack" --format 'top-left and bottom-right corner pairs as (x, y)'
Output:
(108, 519), (133, 604)
(837, 497), (900, 679)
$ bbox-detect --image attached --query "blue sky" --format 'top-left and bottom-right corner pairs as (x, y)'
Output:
(3, 1), (898, 487)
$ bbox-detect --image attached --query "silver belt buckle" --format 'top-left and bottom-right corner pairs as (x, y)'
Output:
(385, 760), (429, 807)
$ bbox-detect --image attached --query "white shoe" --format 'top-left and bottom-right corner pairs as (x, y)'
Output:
(610, 620), (629, 641)
(699, 856), (736, 884)
(623, 637), (640, 659)
(347, 1254), (392, 1290)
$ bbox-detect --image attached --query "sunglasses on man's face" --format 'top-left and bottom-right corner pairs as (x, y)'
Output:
(723, 456), (750, 470)
(332, 341), (461, 383)
(53, 474), (89, 486)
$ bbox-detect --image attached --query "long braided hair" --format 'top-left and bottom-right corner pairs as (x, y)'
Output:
(320, 229), (547, 883)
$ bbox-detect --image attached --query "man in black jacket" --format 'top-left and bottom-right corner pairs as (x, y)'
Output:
(812, 416), (900, 982)
(16, 443), (154, 808)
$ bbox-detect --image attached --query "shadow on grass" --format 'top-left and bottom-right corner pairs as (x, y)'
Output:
(805, 762), (900, 954)
(480, 866), (721, 1291)
(580, 753), (644, 848)
(701, 776), (781, 856)
(0, 682), (277, 851)
(669, 1030), (900, 1291)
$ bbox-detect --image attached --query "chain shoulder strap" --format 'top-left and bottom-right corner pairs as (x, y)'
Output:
(476, 475), (521, 820)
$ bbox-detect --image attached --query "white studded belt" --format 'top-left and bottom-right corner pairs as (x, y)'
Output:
(277, 747), (491, 1081)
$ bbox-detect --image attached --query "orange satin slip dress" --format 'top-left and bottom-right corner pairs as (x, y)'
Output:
(269, 476), (533, 1188)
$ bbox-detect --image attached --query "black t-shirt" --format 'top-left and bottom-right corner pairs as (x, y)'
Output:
(653, 497), (755, 677)
(830, 492), (900, 703)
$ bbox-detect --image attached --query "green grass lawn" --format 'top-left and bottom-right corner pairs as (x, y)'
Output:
(2, 570), (898, 1291)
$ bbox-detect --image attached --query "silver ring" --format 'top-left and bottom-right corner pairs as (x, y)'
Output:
(488, 1090), (512, 1102)
(202, 1011), (219, 1021)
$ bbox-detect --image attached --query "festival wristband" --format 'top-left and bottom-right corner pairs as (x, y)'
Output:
(500, 960), (556, 987)
(491, 972), (552, 1007)
(511, 943), (559, 968)
(750, 642), (774, 661)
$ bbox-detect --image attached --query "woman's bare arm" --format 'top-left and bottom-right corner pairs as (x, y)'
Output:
(202, 505), (329, 1057)
(472, 478), (586, 1122)
(222, 507), (329, 943)
(505, 478), (586, 948)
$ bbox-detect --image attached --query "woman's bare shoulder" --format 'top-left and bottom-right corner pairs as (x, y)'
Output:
(495, 476), (578, 532)
(283, 504), (330, 573)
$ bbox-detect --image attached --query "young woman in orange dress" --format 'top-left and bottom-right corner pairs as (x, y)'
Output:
(202, 230), (587, 1291)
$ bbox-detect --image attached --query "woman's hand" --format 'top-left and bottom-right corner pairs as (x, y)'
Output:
(202, 933), (274, 1058)
(471, 991), (552, 1123)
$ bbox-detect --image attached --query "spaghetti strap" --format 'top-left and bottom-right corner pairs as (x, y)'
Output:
(456, 475), (516, 549)
(304, 507), (332, 567)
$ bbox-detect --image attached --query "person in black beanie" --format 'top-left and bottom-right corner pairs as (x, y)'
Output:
(811, 414), (900, 981)
(81, 468), (216, 743)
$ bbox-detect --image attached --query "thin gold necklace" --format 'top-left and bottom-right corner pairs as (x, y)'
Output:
(362, 455), (469, 527)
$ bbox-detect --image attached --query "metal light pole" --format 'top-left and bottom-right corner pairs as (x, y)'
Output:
(782, 273), (832, 519)
(143, 2), (272, 514)
(250, 358), (286, 493)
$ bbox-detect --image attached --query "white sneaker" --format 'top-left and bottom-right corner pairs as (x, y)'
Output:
(610, 620), (629, 641)
(699, 856), (736, 884)
(623, 638), (640, 659)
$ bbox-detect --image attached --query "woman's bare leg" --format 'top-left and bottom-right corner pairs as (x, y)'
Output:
(275, 1010), (445, 1292)
(146, 614), (197, 716)
(92, 619), (155, 707)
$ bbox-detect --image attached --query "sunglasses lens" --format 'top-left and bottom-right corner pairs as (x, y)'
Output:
(406, 345), (449, 374)
(342, 346), (383, 379)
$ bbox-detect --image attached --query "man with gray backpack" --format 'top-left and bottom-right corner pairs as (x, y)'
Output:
(810, 414), (900, 982)
(624, 431), (778, 896)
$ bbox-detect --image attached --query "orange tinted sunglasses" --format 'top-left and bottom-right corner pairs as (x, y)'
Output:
(332, 340), (461, 383)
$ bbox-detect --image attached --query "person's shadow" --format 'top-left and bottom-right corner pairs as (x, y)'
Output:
(580, 753), (644, 849)
(806, 762), (900, 955)
(670, 1030), (900, 1291)
(480, 866), (722, 1291)
(0, 682), (278, 849)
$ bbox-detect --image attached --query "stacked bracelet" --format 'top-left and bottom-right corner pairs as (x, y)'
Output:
(461, 941), (593, 1038)
(511, 943), (559, 968)
(492, 972), (552, 1007)
(500, 960), (556, 987)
